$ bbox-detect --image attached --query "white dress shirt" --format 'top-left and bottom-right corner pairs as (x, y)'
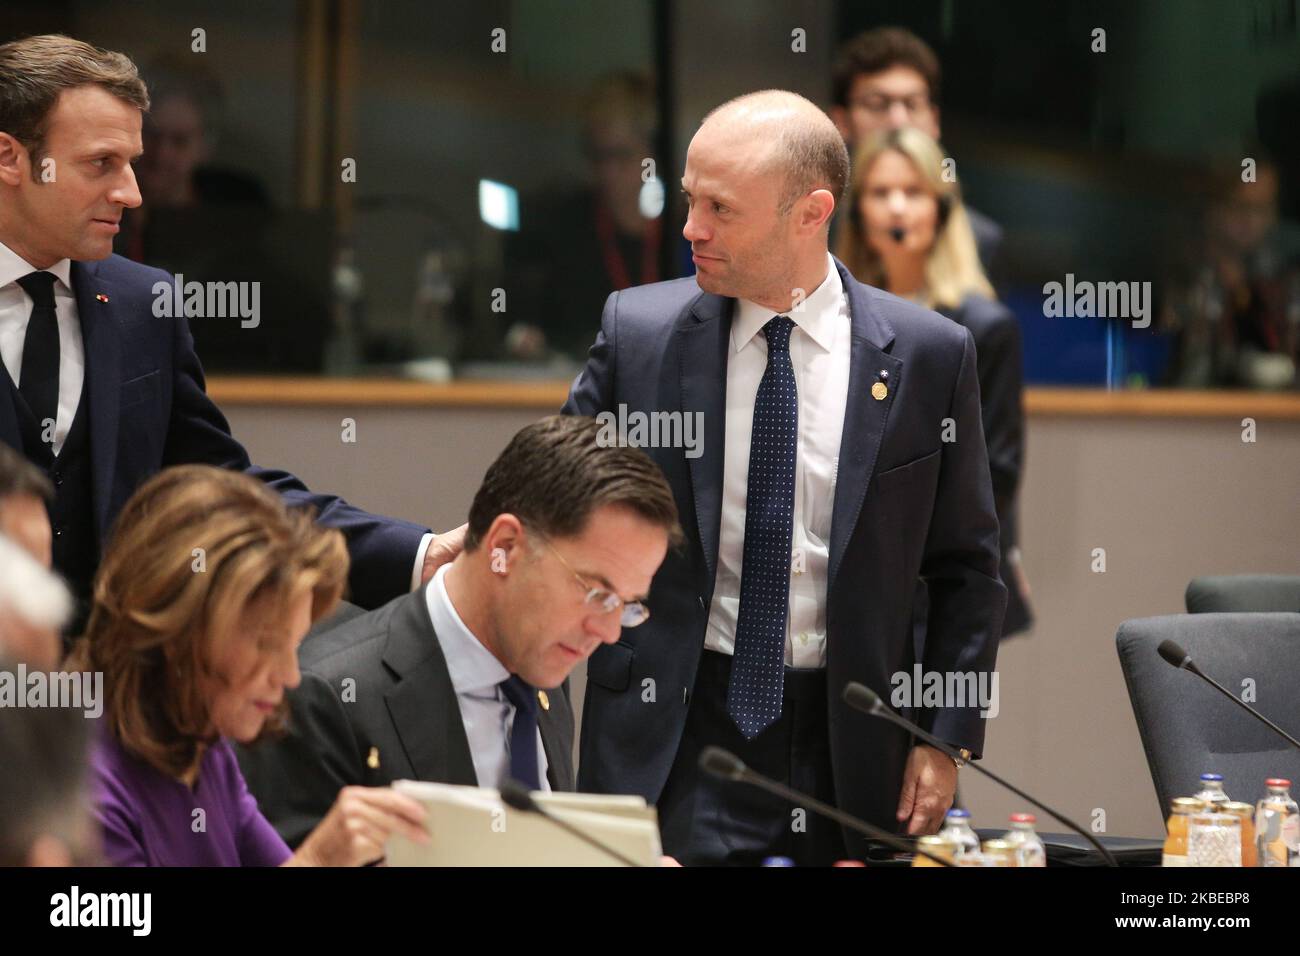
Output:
(0, 241), (83, 456)
(0, 240), (432, 586)
(425, 564), (550, 790)
(704, 253), (850, 669)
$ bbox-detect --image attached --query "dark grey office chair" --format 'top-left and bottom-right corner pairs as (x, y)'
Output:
(1116, 613), (1300, 819)
(1186, 576), (1300, 613)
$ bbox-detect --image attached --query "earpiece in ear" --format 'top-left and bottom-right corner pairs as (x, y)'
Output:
(490, 547), (508, 575)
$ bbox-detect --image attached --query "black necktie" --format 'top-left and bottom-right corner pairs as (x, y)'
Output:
(498, 675), (542, 790)
(726, 315), (798, 739)
(16, 271), (60, 444)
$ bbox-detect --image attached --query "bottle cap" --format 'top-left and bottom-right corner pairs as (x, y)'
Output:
(1009, 812), (1037, 824)
(1199, 773), (1224, 782)
(1265, 777), (1292, 788)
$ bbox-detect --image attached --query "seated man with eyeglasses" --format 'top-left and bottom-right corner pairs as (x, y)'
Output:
(238, 415), (681, 849)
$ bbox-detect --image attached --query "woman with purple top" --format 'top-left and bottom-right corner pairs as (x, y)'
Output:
(69, 465), (430, 866)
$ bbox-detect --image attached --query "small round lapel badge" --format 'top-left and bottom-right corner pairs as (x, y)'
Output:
(95, 293), (110, 302)
(366, 746), (380, 769)
(871, 381), (888, 401)
(537, 689), (550, 711)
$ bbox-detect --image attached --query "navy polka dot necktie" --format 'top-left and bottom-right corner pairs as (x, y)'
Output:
(726, 315), (797, 739)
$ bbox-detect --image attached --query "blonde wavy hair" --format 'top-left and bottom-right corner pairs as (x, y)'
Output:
(834, 126), (994, 310)
(69, 465), (347, 779)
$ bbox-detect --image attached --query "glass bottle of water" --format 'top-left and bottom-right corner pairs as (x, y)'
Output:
(938, 809), (980, 858)
(1255, 778), (1299, 868)
(1193, 773), (1230, 807)
(1002, 812), (1047, 867)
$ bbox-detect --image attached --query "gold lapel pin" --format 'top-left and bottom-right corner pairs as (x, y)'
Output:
(366, 746), (380, 769)
(871, 381), (888, 401)
(537, 690), (550, 712)
(95, 293), (110, 303)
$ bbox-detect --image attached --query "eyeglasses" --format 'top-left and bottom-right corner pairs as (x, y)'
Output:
(538, 536), (651, 628)
(850, 93), (932, 118)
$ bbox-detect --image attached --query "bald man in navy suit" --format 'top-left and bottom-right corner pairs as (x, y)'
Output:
(564, 91), (1006, 865)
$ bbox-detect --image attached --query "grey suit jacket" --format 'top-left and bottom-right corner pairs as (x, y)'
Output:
(237, 587), (576, 849)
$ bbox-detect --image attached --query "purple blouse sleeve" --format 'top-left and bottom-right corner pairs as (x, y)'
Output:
(89, 742), (150, 867)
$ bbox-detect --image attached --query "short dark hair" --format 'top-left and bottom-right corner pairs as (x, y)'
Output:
(0, 34), (150, 174)
(465, 416), (682, 552)
(831, 27), (942, 109)
(0, 443), (53, 503)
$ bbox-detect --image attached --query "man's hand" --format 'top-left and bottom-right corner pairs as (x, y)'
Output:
(895, 743), (957, 835)
(420, 523), (468, 584)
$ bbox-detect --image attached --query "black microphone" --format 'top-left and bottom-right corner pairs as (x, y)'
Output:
(698, 746), (955, 866)
(888, 226), (906, 243)
(498, 778), (648, 867)
(1157, 639), (1300, 750)
(842, 682), (1119, 867)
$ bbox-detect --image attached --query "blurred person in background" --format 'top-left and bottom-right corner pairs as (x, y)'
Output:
(0, 651), (98, 866)
(115, 53), (269, 264)
(504, 72), (662, 362)
(829, 26), (1002, 278)
(836, 126), (1032, 639)
(69, 465), (430, 866)
(0, 441), (52, 567)
(1161, 156), (1299, 389)
(0, 532), (71, 668)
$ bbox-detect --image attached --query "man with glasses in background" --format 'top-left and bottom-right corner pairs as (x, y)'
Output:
(828, 26), (1003, 275)
(239, 415), (682, 849)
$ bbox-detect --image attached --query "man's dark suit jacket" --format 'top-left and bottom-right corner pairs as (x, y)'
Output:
(938, 293), (1031, 636)
(0, 254), (428, 611)
(237, 587), (576, 849)
(562, 256), (1006, 855)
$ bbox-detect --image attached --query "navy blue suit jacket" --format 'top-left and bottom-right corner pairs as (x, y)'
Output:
(562, 256), (1006, 849)
(0, 254), (428, 610)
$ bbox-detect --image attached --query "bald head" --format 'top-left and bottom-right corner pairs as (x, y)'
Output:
(700, 90), (849, 214)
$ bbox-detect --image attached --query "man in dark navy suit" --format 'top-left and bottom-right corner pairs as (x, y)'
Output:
(564, 90), (1006, 865)
(0, 35), (454, 631)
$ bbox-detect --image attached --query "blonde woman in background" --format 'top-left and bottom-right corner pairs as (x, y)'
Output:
(836, 126), (1032, 639)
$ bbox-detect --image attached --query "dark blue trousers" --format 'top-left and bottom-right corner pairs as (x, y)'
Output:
(657, 650), (847, 866)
